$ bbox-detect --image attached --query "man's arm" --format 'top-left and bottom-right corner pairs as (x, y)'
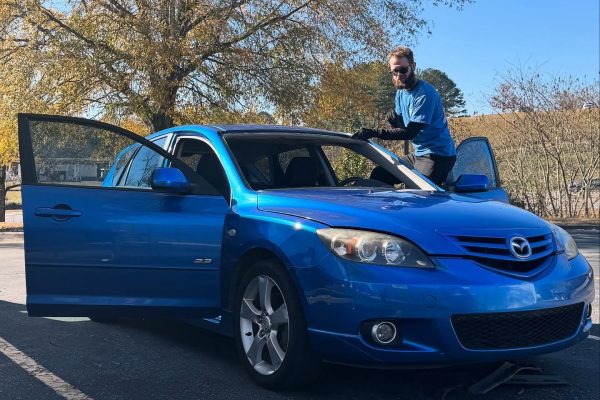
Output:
(386, 110), (404, 128)
(354, 122), (427, 141)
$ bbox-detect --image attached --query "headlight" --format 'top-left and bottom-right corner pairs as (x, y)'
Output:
(317, 228), (434, 268)
(550, 224), (578, 260)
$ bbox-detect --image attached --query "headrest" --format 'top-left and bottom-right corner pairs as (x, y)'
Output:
(284, 157), (319, 187)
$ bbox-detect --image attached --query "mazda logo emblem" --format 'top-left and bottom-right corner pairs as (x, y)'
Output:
(509, 236), (532, 259)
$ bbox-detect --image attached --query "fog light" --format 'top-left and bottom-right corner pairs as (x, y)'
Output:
(371, 321), (397, 344)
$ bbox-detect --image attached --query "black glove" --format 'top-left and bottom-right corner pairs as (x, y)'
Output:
(386, 110), (403, 128)
(352, 127), (378, 140)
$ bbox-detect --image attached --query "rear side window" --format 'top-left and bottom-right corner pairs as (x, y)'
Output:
(121, 137), (167, 188)
(110, 145), (139, 186)
(277, 148), (310, 173)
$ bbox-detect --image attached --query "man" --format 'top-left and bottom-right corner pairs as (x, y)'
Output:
(354, 46), (456, 186)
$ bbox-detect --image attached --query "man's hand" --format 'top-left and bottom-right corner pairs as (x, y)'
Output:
(386, 110), (403, 128)
(352, 127), (377, 140)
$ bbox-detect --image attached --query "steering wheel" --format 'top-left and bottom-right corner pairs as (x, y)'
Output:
(338, 176), (364, 186)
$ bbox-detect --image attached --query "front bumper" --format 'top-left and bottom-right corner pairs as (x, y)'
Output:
(293, 252), (595, 367)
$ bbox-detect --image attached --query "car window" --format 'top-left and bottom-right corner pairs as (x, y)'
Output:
(225, 135), (425, 190)
(110, 144), (139, 186)
(322, 145), (407, 188)
(121, 137), (168, 188)
(174, 137), (229, 197)
(321, 145), (376, 182)
(446, 139), (498, 188)
(226, 140), (324, 189)
(277, 148), (310, 172)
(27, 120), (138, 187)
(239, 155), (272, 188)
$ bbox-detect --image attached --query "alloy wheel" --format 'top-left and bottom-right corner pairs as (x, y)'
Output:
(239, 275), (289, 375)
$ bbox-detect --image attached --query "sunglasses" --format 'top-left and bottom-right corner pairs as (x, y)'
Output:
(389, 66), (410, 76)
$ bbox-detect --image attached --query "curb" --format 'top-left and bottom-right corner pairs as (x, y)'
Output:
(0, 231), (24, 239)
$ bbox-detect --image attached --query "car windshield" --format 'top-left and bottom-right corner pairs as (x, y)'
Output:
(224, 133), (436, 191)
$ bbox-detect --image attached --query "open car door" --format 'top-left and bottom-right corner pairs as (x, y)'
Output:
(444, 137), (509, 202)
(18, 114), (226, 319)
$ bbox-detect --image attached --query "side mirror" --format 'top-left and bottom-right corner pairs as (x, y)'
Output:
(454, 174), (490, 193)
(151, 168), (190, 194)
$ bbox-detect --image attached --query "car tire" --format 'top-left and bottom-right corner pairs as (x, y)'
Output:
(233, 259), (321, 389)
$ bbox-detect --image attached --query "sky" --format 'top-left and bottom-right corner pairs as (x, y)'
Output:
(410, 0), (599, 115)
(50, 0), (599, 116)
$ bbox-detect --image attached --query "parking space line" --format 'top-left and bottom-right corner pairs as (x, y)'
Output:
(588, 335), (600, 341)
(0, 336), (93, 400)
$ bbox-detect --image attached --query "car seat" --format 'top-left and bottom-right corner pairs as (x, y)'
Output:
(283, 157), (320, 187)
(196, 153), (229, 195)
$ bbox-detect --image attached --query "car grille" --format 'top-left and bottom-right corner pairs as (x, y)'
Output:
(449, 233), (554, 274)
(452, 303), (584, 350)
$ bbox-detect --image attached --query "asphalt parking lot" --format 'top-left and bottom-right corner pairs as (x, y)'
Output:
(0, 229), (598, 400)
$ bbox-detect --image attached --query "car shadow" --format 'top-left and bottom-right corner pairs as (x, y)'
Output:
(0, 300), (597, 400)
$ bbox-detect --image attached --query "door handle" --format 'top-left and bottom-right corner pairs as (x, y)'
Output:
(35, 206), (82, 219)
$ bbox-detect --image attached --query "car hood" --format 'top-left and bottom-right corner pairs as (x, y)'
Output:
(257, 188), (552, 255)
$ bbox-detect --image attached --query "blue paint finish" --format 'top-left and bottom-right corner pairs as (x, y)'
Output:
(18, 117), (595, 368)
(256, 188), (546, 255)
(219, 205), (330, 316)
(297, 253), (593, 365)
(458, 187), (510, 203)
(23, 184), (227, 317)
(454, 174), (490, 192)
(151, 167), (190, 193)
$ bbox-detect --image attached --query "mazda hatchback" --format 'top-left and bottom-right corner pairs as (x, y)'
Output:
(17, 114), (595, 388)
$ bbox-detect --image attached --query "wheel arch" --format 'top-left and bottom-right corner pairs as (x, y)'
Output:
(225, 247), (292, 315)
(224, 244), (315, 333)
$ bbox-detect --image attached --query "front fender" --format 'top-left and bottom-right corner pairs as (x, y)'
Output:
(219, 210), (331, 323)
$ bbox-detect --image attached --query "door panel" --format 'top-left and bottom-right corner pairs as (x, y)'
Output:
(18, 114), (226, 318)
(445, 137), (509, 202)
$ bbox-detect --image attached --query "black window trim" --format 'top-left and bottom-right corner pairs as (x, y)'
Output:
(17, 114), (198, 191)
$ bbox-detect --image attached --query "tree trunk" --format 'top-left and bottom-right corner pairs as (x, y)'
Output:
(147, 75), (181, 132)
(150, 113), (176, 132)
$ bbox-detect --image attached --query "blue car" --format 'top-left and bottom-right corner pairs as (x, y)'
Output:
(17, 114), (595, 388)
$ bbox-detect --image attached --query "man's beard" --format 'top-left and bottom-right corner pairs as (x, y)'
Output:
(395, 70), (417, 89)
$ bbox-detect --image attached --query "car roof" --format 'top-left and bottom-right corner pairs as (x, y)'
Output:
(213, 123), (343, 134)
(176, 124), (349, 137)
(145, 124), (354, 143)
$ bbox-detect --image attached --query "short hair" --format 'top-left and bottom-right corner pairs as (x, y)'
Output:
(388, 46), (415, 64)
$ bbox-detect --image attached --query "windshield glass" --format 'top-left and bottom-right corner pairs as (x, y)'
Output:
(224, 133), (436, 191)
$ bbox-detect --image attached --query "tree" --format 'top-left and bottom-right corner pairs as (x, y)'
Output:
(301, 61), (398, 176)
(302, 61), (395, 131)
(0, 0), (471, 219)
(419, 68), (466, 116)
(0, 115), (20, 222)
(478, 67), (599, 218)
(0, 0), (470, 131)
